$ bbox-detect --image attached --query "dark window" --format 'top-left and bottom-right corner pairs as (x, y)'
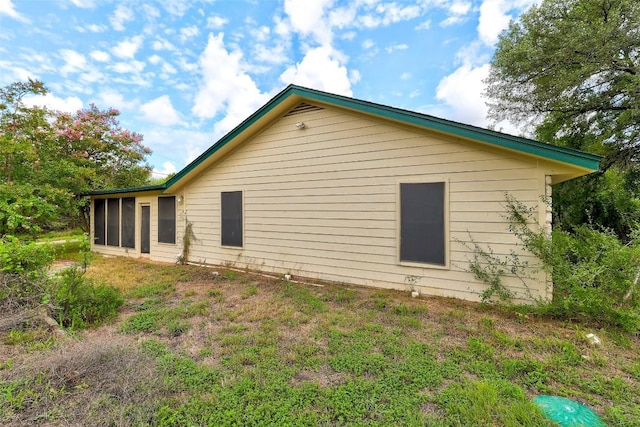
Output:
(158, 197), (176, 244)
(221, 191), (243, 247)
(94, 199), (105, 245)
(121, 197), (135, 248)
(107, 198), (120, 247)
(400, 182), (445, 265)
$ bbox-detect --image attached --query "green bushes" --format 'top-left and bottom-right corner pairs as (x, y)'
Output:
(468, 195), (640, 333)
(0, 234), (123, 331)
(541, 226), (640, 331)
(0, 236), (53, 309)
(0, 235), (54, 274)
(53, 267), (123, 329)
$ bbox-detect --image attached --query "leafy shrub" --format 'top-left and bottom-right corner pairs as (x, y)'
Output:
(53, 267), (124, 330)
(0, 235), (54, 274)
(467, 195), (640, 333)
(540, 226), (640, 331)
(504, 196), (640, 332)
(0, 236), (53, 310)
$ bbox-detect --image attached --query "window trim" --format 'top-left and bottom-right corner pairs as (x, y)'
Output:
(396, 179), (450, 269)
(220, 190), (244, 249)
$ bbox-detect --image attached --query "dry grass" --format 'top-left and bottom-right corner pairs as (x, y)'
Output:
(2, 255), (639, 426)
(1, 333), (164, 426)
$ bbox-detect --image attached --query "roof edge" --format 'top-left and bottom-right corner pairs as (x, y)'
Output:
(94, 84), (602, 195)
(287, 86), (602, 171)
(87, 183), (166, 196)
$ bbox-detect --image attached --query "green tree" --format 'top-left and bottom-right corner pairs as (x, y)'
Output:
(485, 0), (640, 239)
(0, 80), (152, 235)
(0, 79), (66, 234)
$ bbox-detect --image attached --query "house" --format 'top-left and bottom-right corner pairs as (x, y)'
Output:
(89, 85), (601, 303)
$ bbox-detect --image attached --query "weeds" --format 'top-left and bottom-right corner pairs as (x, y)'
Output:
(461, 194), (640, 333)
(54, 267), (123, 329)
(2, 256), (639, 426)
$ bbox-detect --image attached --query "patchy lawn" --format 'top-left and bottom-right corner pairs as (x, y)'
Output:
(2, 256), (639, 426)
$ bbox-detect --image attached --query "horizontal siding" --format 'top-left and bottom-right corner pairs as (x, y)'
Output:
(180, 105), (548, 302)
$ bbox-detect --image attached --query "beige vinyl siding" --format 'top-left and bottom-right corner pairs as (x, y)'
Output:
(179, 105), (551, 302)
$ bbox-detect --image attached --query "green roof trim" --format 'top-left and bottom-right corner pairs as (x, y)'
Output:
(286, 86), (602, 170)
(94, 84), (601, 196)
(87, 184), (165, 196)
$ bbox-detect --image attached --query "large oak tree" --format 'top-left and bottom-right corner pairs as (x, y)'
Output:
(486, 0), (640, 239)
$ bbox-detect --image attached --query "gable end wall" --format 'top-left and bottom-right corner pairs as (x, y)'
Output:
(177, 106), (551, 302)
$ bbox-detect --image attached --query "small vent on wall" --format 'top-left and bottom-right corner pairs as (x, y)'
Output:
(284, 103), (324, 116)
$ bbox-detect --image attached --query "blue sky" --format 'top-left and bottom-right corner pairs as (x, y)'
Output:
(0, 0), (538, 178)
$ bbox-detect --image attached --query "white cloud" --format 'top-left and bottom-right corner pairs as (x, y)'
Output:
(280, 45), (352, 96)
(341, 31), (356, 41)
(359, 2), (422, 28)
(273, 15), (289, 37)
(93, 89), (139, 111)
(151, 36), (176, 51)
(79, 70), (104, 83)
(477, 0), (539, 46)
(152, 161), (177, 179)
(23, 93), (83, 113)
(0, 0), (29, 22)
(254, 42), (289, 65)
(415, 19), (431, 30)
(142, 4), (160, 19)
(362, 39), (375, 49)
(86, 24), (107, 32)
(59, 49), (87, 76)
(143, 128), (213, 170)
(374, 2), (422, 24)
(69, 0), (95, 8)
(89, 50), (110, 62)
(0, 62), (37, 82)
(159, 0), (190, 16)
(161, 62), (177, 74)
(385, 43), (408, 53)
(109, 4), (134, 31)
(327, 3), (357, 29)
(440, 16), (464, 26)
(206, 15), (228, 29)
(440, 0), (472, 27)
(454, 40), (490, 67)
(400, 72), (412, 80)
(433, 63), (517, 131)
(349, 69), (361, 84)
(192, 33), (269, 136)
(250, 25), (270, 43)
(112, 35), (144, 59)
(450, 1), (472, 15)
(177, 57), (198, 72)
(110, 60), (145, 74)
(284, 0), (334, 45)
(140, 95), (182, 126)
(148, 54), (162, 65)
(179, 25), (199, 42)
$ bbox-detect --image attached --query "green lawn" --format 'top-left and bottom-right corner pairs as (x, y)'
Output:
(1, 256), (638, 426)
